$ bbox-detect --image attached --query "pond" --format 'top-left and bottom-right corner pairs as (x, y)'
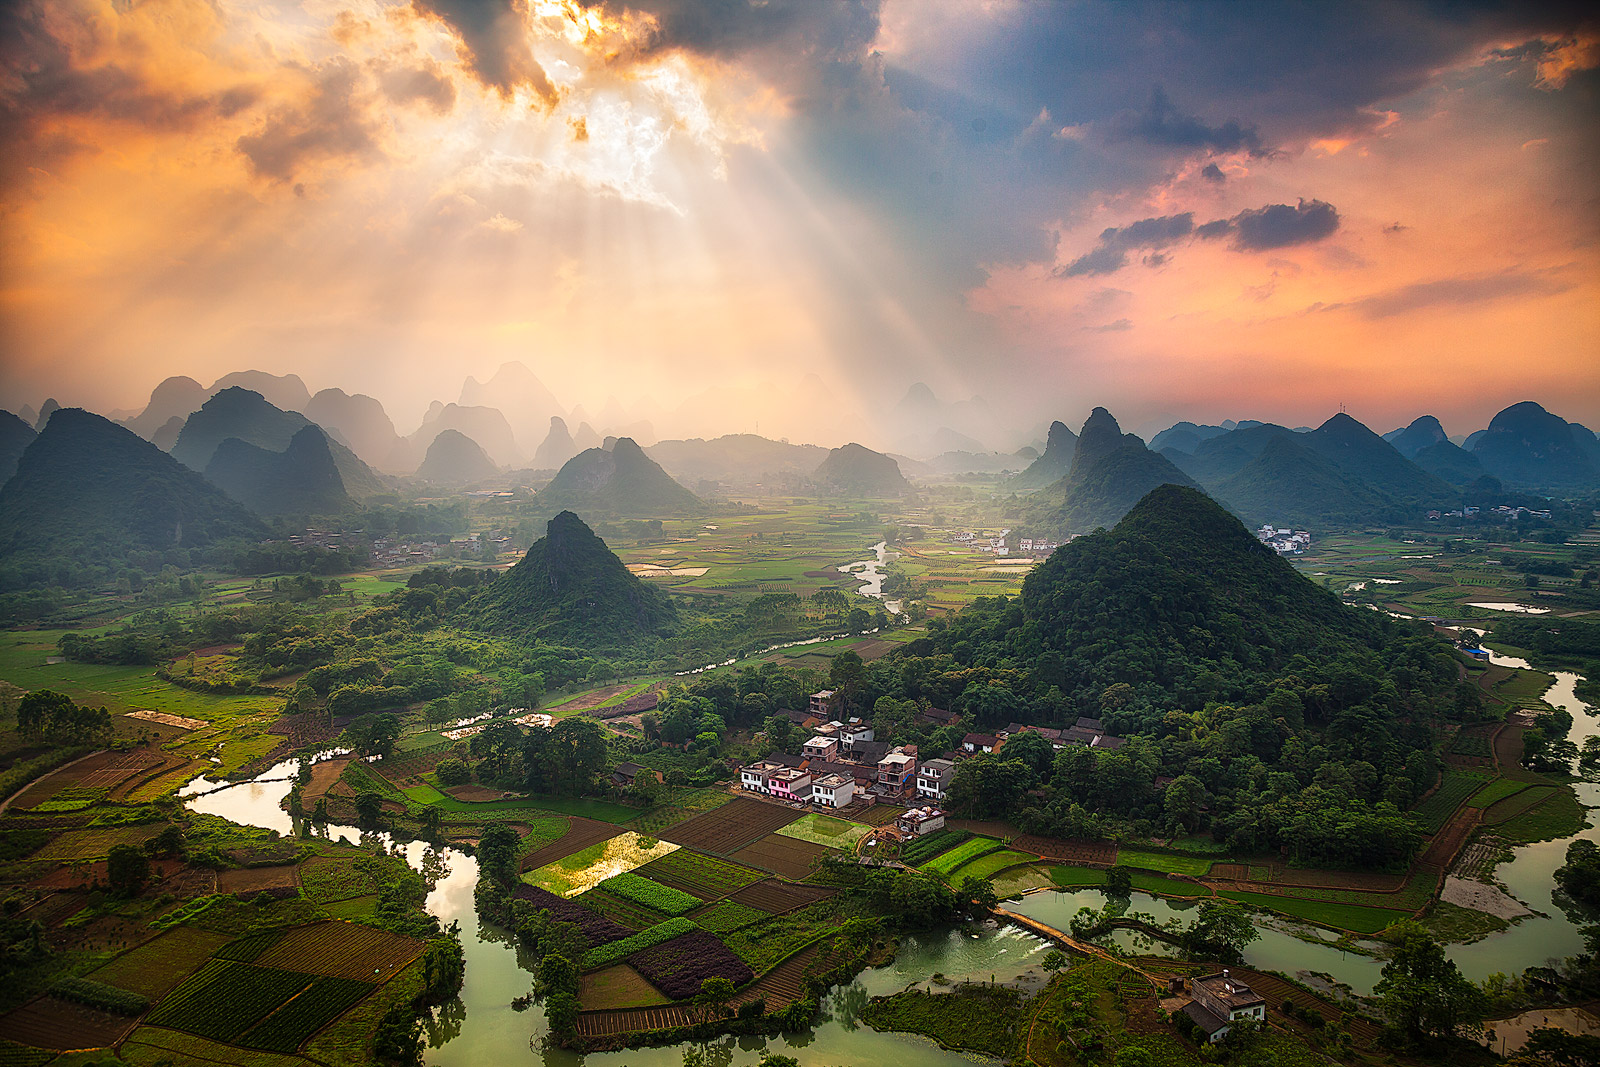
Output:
(183, 759), (1050, 1065)
(1008, 889), (1388, 996)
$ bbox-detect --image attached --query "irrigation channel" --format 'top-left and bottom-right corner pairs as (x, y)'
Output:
(179, 637), (1594, 1060)
(181, 760), (1055, 1064)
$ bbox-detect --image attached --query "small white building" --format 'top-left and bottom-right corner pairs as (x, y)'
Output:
(1182, 970), (1267, 1043)
(810, 772), (855, 809)
(915, 758), (955, 801)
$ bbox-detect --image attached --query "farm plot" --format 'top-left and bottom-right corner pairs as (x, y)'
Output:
(775, 813), (871, 851)
(691, 900), (769, 933)
(1484, 784), (1557, 825)
(524, 832), (679, 896)
(1008, 835), (1116, 866)
(236, 975), (375, 1053)
(0, 997), (138, 1050)
(596, 872), (700, 916)
(921, 836), (1002, 876)
(218, 865), (299, 897)
(1411, 769), (1492, 833)
(579, 965), (670, 1010)
(1465, 778), (1529, 809)
(214, 930), (286, 963)
(29, 824), (163, 861)
(515, 884), (633, 945)
(253, 921), (422, 982)
(119, 1026), (308, 1067)
(729, 878), (835, 914)
(517, 817), (625, 872)
(144, 960), (312, 1042)
(855, 805), (904, 827)
(627, 929), (753, 1000)
(574, 887), (666, 931)
(660, 798), (801, 854)
(1117, 850), (1214, 876)
(900, 829), (971, 866)
(583, 918), (696, 970)
(949, 848), (1038, 883)
(86, 927), (233, 1000)
(729, 833), (833, 881)
(634, 848), (765, 900)
(297, 856), (376, 904)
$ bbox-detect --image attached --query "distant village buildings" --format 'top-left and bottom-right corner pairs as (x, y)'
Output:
(1255, 525), (1311, 555)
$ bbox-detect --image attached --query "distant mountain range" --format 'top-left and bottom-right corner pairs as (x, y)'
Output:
(1018, 408), (1195, 536)
(1010, 420), (1077, 490)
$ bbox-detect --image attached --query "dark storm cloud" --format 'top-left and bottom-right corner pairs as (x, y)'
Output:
(1198, 199), (1341, 250)
(1058, 214), (1195, 276)
(236, 58), (379, 182)
(1065, 200), (1339, 276)
(1201, 162), (1226, 182)
(1105, 88), (1263, 155)
(411, 0), (555, 103)
(602, 0), (880, 67)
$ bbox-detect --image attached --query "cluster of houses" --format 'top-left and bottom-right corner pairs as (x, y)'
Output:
(1016, 537), (1064, 555)
(737, 692), (1127, 814)
(1254, 525), (1311, 555)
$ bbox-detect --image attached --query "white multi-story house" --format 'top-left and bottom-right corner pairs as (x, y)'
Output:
(915, 758), (955, 800)
(810, 772), (855, 808)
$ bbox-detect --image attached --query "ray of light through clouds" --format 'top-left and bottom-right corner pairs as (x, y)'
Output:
(0, 0), (1596, 444)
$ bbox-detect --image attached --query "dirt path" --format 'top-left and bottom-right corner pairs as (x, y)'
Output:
(0, 749), (105, 816)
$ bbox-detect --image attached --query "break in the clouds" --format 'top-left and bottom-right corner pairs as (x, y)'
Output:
(0, 0), (1596, 442)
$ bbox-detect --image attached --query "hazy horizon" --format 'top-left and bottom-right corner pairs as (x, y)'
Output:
(2, 0), (1597, 445)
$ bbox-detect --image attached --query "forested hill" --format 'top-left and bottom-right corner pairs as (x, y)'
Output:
(875, 484), (1469, 867)
(0, 409), (266, 587)
(925, 484), (1456, 727)
(464, 510), (678, 645)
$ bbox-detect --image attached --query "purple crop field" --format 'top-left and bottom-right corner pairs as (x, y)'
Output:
(628, 930), (753, 1000)
(513, 884), (631, 947)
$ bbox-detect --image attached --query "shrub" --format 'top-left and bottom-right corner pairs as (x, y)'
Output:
(435, 759), (470, 786)
(50, 976), (150, 1016)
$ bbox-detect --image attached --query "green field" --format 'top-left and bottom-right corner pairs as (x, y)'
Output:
(1116, 849), (1213, 876)
(1218, 890), (1410, 934)
(1048, 866), (1109, 888)
(1464, 778), (1527, 809)
(776, 813), (871, 850)
(921, 836), (1002, 876)
(1410, 768), (1492, 833)
(949, 848), (1038, 883)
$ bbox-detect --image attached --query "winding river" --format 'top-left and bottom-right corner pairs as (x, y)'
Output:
(183, 763), (1052, 1065)
(180, 630), (1595, 1058)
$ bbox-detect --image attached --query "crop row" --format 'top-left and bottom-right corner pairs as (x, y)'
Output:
(692, 900), (769, 933)
(900, 829), (971, 866)
(582, 918), (697, 970)
(1410, 769), (1491, 833)
(236, 975), (375, 1053)
(48, 976), (150, 1016)
(514, 884), (632, 946)
(598, 872), (701, 916)
(214, 930), (285, 962)
(145, 960), (312, 1042)
(637, 849), (765, 898)
(628, 929), (753, 1000)
(922, 836), (1003, 875)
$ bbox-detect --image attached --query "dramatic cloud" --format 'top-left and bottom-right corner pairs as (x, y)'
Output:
(1059, 214), (1195, 277)
(1201, 162), (1226, 182)
(236, 59), (380, 182)
(411, 0), (556, 103)
(1064, 200), (1340, 276)
(1105, 88), (1263, 155)
(1200, 199), (1341, 251)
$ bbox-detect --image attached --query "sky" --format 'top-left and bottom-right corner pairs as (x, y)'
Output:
(1, 0), (1597, 450)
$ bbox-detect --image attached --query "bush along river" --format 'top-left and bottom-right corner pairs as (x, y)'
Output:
(182, 760), (1057, 1065)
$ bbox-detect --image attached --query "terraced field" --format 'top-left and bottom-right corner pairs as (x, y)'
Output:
(729, 833), (833, 880)
(634, 848), (765, 900)
(729, 879), (835, 914)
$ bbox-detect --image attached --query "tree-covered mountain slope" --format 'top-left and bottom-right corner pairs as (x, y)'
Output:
(1009, 420), (1077, 490)
(204, 425), (354, 516)
(464, 510), (678, 644)
(0, 409), (265, 583)
(537, 437), (704, 513)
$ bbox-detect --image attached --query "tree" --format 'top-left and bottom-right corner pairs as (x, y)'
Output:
(1375, 925), (1486, 1045)
(1041, 950), (1068, 973)
(478, 824), (521, 887)
(435, 758), (470, 786)
(1000, 730), (1055, 781)
(1182, 900), (1258, 959)
(1114, 1049), (1154, 1067)
(1163, 773), (1210, 833)
(354, 791), (384, 828)
(692, 976), (736, 1024)
(947, 755), (1028, 817)
(1105, 866), (1133, 897)
(1512, 1027), (1600, 1066)
(106, 843), (150, 896)
(959, 875), (998, 920)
